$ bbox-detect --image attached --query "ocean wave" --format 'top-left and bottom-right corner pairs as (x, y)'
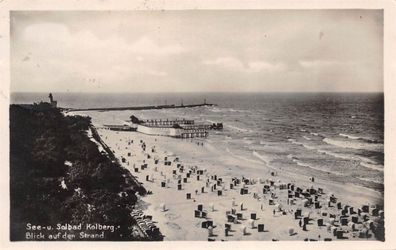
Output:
(248, 145), (268, 151)
(339, 133), (379, 143)
(354, 154), (379, 165)
(339, 133), (360, 140)
(288, 138), (383, 172)
(228, 108), (250, 113)
(309, 132), (326, 138)
(302, 136), (312, 141)
(209, 107), (249, 114)
(291, 158), (344, 176)
(315, 149), (383, 172)
(225, 124), (252, 133)
(293, 159), (310, 168)
(252, 151), (271, 164)
(242, 137), (254, 144)
(323, 137), (383, 152)
(318, 149), (367, 163)
(210, 107), (224, 113)
(288, 138), (317, 150)
(226, 148), (263, 165)
(317, 149), (351, 160)
(291, 158), (319, 171)
(356, 176), (383, 185)
(360, 162), (384, 172)
(205, 119), (219, 124)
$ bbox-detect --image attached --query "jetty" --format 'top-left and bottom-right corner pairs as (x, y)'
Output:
(65, 103), (215, 112)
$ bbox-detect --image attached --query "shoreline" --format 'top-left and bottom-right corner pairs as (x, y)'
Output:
(96, 128), (384, 241)
(132, 131), (383, 207)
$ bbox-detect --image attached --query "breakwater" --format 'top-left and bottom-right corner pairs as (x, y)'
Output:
(66, 103), (215, 112)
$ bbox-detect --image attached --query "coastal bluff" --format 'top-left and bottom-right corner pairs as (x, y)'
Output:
(9, 103), (161, 241)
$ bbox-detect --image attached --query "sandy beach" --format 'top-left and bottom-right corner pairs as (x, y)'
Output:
(95, 128), (383, 241)
(9, 6), (387, 244)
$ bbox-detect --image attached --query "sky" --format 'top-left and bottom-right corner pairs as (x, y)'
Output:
(10, 10), (383, 93)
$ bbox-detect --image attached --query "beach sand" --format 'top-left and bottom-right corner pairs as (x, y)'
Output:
(96, 128), (383, 241)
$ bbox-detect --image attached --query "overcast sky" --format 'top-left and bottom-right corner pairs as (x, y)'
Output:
(10, 10), (383, 93)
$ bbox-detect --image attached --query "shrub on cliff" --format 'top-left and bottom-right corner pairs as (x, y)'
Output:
(10, 105), (139, 241)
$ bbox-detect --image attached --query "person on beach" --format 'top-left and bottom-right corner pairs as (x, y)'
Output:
(299, 219), (302, 227)
(273, 209), (275, 216)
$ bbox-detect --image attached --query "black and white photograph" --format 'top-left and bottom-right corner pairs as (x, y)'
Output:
(2, 1), (395, 247)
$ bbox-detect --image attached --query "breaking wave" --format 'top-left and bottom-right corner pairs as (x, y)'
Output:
(317, 149), (383, 172)
(226, 148), (263, 165)
(210, 107), (225, 113)
(252, 151), (271, 165)
(288, 138), (317, 150)
(339, 133), (379, 143)
(205, 119), (219, 124)
(242, 137), (254, 144)
(228, 108), (251, 113)
(360, 162), (384, 172)
(339, 133), (360, 140)
(317, 149), (351, 160)
(225, 124), (252, 133)
(290, 158), (344, 176)
(356, 176), (383, 185)
(323, 137), (383, 152)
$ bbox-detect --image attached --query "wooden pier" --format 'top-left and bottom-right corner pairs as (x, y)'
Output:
(178, 129), (209, 138)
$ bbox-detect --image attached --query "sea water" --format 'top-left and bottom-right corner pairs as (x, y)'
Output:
(11, 92), (384, 192)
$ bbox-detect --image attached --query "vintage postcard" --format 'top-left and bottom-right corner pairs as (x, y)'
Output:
(1, 1), (395, 249)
